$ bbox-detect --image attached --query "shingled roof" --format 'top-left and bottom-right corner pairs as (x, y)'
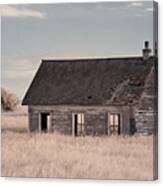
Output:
(22, 56), (154, 106)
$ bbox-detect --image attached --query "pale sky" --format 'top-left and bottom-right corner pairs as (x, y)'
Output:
(1, 1), (154, 99)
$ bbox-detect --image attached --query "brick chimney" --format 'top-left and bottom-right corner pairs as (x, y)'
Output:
(142, 41), (151, 60)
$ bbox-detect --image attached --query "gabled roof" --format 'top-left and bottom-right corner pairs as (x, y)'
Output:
(22, 56), (154, 106)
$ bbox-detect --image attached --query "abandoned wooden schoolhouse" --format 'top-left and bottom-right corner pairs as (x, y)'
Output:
(22, 41), (157, 136)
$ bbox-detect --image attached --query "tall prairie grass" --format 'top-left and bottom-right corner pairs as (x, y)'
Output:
(1, 112), (154, 180)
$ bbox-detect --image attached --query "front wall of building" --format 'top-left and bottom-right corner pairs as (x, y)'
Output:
(28, 105), (131, 136)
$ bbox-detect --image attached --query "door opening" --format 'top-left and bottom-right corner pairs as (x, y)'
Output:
(40, 113), (51, 132)
(109, 113), (121, 135)
(72, 113), (84, 136)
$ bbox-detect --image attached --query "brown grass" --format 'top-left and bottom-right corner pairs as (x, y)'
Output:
(1, 109), (154, 180)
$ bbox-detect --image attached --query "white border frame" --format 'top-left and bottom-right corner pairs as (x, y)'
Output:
(0, 0), (162, 186)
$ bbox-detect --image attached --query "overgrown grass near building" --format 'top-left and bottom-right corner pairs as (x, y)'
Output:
(1, 109), (154, 180)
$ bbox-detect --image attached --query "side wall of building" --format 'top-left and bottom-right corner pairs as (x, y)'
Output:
(28, 105), (131, 135)
(134, 66), (157, 135)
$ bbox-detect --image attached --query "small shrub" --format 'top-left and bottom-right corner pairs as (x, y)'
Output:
(1, 87), (19, 111)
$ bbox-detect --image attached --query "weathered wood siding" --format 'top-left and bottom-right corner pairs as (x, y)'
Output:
(134, 66), (157, 135)
(28, 106), (39, 132)
(28, 105), (131, 135)
(134, 109), (155, 134)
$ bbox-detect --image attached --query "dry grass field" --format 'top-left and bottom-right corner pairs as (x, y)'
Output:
(1, 106), (154, 180)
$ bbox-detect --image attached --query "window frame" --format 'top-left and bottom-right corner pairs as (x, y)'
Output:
(72, 112), (85, 136)
(108, 112), (121, 135)
(38, 112), (52, 133)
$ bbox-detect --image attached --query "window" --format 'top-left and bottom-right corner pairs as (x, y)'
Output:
(72, 113), (85, 136)
(109, 113), (121, 135)
(39, 113), (51, 132)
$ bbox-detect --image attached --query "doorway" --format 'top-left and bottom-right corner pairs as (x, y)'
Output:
(109, 113), (121, 135)
(40, 113), (51, 132)
(72, 113), (84, 136)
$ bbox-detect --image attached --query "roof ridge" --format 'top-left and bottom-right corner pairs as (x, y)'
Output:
(41, 56), (148, 62)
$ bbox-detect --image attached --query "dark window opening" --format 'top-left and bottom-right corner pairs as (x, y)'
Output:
(87, 96), (92, 99)
(73, 113), (84, 136)
(40, 113), (50, 132)
(109, 113), (121, 135)
(129, 118), (136, 135)
(74, 114), (78, 135)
